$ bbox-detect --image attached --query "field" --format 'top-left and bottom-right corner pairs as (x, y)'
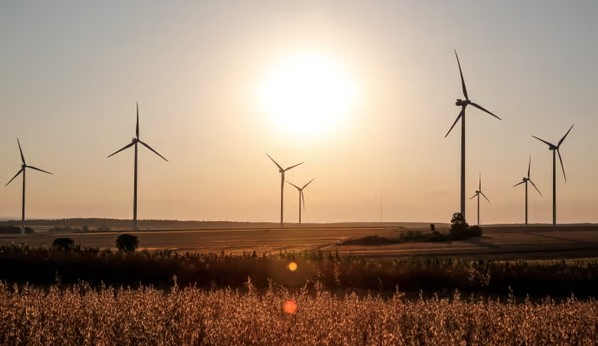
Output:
(1, 282), (597, 345)
(2, 222), (598, 260)
(2, 222), (598, 344)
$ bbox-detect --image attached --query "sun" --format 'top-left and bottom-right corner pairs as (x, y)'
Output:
(258, 52), (359, 138)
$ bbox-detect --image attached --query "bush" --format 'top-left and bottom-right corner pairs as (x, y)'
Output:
(116, 234), (139, 252)
(52, 238), (75, 251)
(400, 230), (424, 241)
(468, 225), (483, 237)
(0, 226), (34, 234)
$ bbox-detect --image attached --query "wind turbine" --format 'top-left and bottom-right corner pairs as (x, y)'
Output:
(5, 138), (53, 234)
(470, 174), (490, 226)
(532, 125), (573, 226)
(513, 156), (542, 225)
(288, 178), (315, 224)
(445, 50), (501, 222)
(266, 154), (303, 228)
(108, 103), (168, 230)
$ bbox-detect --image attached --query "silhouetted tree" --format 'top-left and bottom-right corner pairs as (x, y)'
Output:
(52, 238), (75, 251)
(450, 212), (470, 239)
(116, 234), (139, 252)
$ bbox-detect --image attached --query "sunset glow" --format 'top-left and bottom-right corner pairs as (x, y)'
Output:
(258, 53), (359, 138)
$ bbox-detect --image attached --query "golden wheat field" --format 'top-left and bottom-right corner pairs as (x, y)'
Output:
(1, 282), (596, 345)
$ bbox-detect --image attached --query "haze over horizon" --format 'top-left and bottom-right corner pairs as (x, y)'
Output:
(1, 1), (597, 224)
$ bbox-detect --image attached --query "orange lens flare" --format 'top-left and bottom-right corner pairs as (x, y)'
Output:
(287, 262), (298, 271)
(284, 300), (298, 314)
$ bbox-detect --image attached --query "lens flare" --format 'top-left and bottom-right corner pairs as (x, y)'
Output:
(284, 299), (298, 314)
(287, 262), (298, 272)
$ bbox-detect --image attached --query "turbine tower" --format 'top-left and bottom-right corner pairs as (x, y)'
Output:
(108, 103), (168, 230)
(532, 125), (573, 226)
(266, 154), (303, 228)
(513, 156), (542, 225)
(445, 50), (501, 222)
(288, 178), (314, 224)
(470, 174), (490, 226)
(5, 138), (53, 234)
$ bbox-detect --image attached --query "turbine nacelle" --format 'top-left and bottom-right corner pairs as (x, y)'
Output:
(455, 99), (469, 106)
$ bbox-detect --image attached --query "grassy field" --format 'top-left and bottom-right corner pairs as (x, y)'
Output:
(1, 282), (596, 345)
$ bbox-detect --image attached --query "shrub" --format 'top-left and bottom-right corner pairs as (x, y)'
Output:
(52, 238), (75, 251)
(400, 230), (424, 241)
(116, 234), (139, 252)
(0, 226), (34, 234)
(469, 225), (483, 237)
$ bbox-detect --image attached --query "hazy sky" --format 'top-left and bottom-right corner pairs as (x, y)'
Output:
(1, 1), (597, 224)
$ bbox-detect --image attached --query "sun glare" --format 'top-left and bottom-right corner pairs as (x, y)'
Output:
(258, 53), (359, 138)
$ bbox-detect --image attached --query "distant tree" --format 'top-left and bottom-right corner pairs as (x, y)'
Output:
(116, 234), (139, 252)
(52, 238), (75, 251)
(0, 226), (34, 234)
(449, 212), (470, 240)
(430, 223), (437, 234)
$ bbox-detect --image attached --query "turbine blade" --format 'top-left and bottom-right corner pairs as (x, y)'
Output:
(17, 138), (26, 164)
(27, 166), (53, 175)
(558, 124), (574, 147)
(454, 50), (468, 100)
(557, 149), (566, 182)
(470, 102), (501, 120)
(302, 178), (315, 189)
(478, 173), (481, 190)
(529, 179), (542, 196)
(266, 153), (283, 171)
(287, 181), (301, 190)
(532, 136), (555, 148)
(444, 108), (464, 138)
(139, 140), (168, 162)
(284, 162), (303, 171)
(470, 193), (478, 200)
(528, 155), (531, 178)
(107, 141), (135, 158)
(481, 191), (491, 203)
(513, 181), (525, 187)
(5, 168), (23, 187)
(136, 102), (140, 139)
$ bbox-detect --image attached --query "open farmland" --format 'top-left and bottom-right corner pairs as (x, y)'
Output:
(2, 223), (598, 260)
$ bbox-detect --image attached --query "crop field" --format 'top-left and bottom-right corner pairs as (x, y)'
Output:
(2, 224), (598, 344)
(2, 223), (598, 260)
(1, 282), (597, 345)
